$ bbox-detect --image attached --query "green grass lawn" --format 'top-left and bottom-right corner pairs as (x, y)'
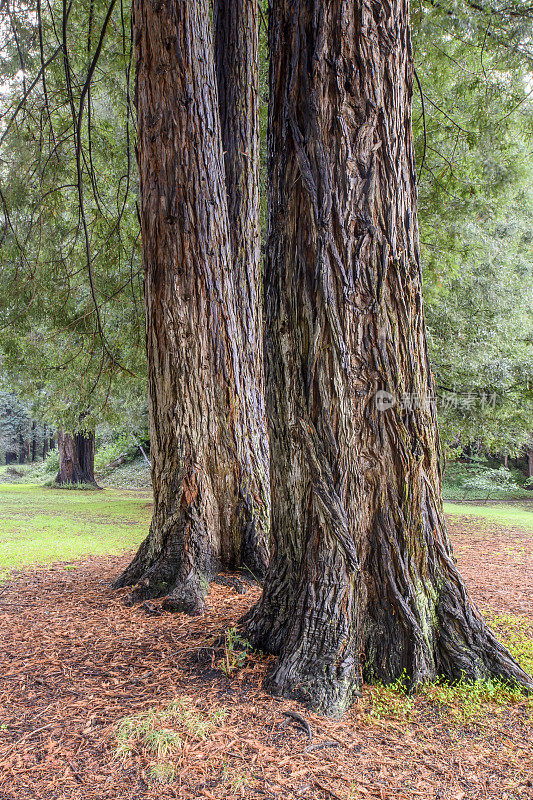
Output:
(443, 501), (533, 533)
(1, 485), (531, 581)
(0, 483), (151, 577)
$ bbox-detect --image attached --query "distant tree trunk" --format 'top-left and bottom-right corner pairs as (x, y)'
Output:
(503, 453), (509, 468)
(42, 425), (49, 460)
(56, 430), (96, 486)
(18, 433), (25, 465)
(49, 435), (55, 451)
(31, 422), (37, 462)
(114, 0), (269, 613)
(528, 447), (533, 479)
(214, 0), (269, 576)
(244, 0), (532, 714)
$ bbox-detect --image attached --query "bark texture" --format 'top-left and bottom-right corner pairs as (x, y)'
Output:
(214, 0), (269, 577)
(56, 430), (96, 485)
(244, 0), (532, 714)
(114, 0), (269, 613)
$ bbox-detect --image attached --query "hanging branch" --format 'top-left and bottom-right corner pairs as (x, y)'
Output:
(413, 68), (427, 184)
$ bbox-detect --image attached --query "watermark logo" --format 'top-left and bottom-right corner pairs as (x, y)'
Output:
(374, 390), (395, 411)
(374, 389), (499, 413)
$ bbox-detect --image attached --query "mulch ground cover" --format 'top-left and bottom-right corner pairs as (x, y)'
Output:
(0, 516), (531, 800)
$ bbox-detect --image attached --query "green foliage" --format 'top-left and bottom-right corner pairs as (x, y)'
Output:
(443, 501), (533, 534)
(485, 612), (533, 676)
(443, 460), (531, 501)
(43, 448), (60, 474)
(368, 674), (415, 720)
(217, 627), (253, 675)
(0, 0), (146, 434)
(147, 763), (177, 784)
(410, 2), (533, 455)
(99, 456), (151, 490)
(422, 677), (528, 722)
(367, 672), (531, 724)
(94, 433), (144, 473)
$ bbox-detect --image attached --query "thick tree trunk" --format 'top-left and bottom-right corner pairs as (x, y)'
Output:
(244, 0), (532, 714)
(114, 0), (269, 613)
(31, 422), (37, 462)
(56, 430), (96, 485)
(42, 425), (49, 460)
(214, 0), (269, 577)
(18, 433), (25, 465)
(528, 447), (533, 479)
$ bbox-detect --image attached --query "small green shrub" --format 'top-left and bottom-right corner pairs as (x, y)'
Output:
(217, 627), (253, 675)
(443, 460), (529, 501)
(43, 448), (60, 474)
(148, 763), (177, 783)
(485, 612), (533, 676)
(94, 434), (142, 473)
(368, 673), (415, 720)
(422, 677), (527, 721)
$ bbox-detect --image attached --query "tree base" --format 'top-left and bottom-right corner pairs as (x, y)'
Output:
(48, 480), (102, 491)
(243, 541), (532, 716)
(114, 478), (268, 614)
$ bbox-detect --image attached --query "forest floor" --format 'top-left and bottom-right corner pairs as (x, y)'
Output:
(0, 488), (531, 800)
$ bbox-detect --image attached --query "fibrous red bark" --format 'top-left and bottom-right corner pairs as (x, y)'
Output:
(114, 0), (269, 613)
(56, 429), (97, 486)
(214, 0), (269, 578)
(244, 0), (532, 714)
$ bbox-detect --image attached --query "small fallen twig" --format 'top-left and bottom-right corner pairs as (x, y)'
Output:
(66, 758), (84, 784)
(303, 740), (341, 753)
(282, 710), (313, 739)
(314, 780), (342, 800)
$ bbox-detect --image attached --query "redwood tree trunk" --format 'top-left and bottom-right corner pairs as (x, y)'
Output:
(56, 430), (96, 485)
(18, 433), (25, 465)
(214, 0), (269, 577)
(114, 0), (269, 613)
(42, 424), (49, 460)
(244, 0), (532, 714)
(31, 421), (37, 462)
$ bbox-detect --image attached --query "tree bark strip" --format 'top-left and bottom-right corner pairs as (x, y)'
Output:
(114, 0), (269, 613)
(244, 0), (532, 714)
(214, 0), (269, 576)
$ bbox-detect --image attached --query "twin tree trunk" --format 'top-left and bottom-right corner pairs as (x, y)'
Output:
(114, 0), (268, 612)
(56, 430), (96, 486)
(214, 0), (270, 572)
(243, 0), (532, 713)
